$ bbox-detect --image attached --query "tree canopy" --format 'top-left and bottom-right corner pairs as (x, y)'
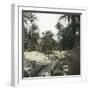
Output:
(23, 12), (40, 51)
(56, 14), (80, 50)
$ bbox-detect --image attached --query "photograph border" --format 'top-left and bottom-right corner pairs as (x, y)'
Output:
(11, 4), (87, 87)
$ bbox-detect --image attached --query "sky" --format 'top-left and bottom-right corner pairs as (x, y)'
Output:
(24, 12), (68, 41)
(36, 13), (61, 39)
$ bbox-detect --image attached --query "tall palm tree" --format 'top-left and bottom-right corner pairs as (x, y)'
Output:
(23, 11), (39, 51)
(56, 14), (80, 50)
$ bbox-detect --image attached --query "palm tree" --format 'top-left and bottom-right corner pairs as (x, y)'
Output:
(23, 11), (39, 51)
(56, 14), (80, 50)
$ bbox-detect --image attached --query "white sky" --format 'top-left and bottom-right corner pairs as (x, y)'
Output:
(24, 13), (68, 41)
(36, 13), (61, 38)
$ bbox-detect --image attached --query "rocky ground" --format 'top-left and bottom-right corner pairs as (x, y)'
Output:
(24, 47), (80, 77)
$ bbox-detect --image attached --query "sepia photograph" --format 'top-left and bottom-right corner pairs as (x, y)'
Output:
(22, 10), (80, 78)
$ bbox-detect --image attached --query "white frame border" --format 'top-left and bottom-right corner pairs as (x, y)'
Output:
(11, 4), (87, 87)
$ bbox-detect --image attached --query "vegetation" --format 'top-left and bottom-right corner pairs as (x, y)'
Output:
(56, 14), (80, 50)
(23, 12), (40, 51)
(23, 11), (80, 77)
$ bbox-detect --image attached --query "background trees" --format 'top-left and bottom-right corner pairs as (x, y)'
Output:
(40, 31), (55, 58)
(56, 14), (80, 50)
(23, 12), (40, 51)
(23, 11), (58, 54)
(23, 12), (80, 52)
(23, 11), (80, 52)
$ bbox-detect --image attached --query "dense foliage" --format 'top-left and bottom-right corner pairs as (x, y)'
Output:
(23, 12), (40, 51)
(56, 15), (80, 50)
